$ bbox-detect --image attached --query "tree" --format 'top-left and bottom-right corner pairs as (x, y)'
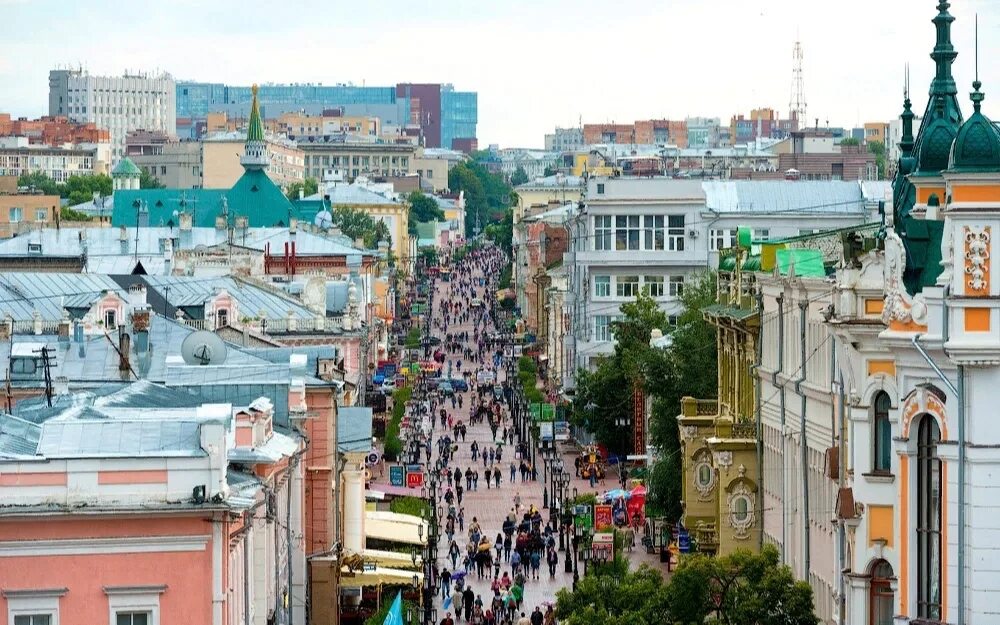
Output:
(139, 169), (165, 189)
(407, 191), (444, 235)
(60, 206), (93, 222)
(840, 137), (861, 146)
(555, 565), (669, 625)
(510, 166), (529, 186)
(667, 545), (818, 625)
(448, 161), (514, 237)
(543, 165), (557, 177)
(331, 206), (376, 242)
(63, 174), (112, 206)
(365, 219), (392, 249)
(17, 172), (60, 196)
(285, 177), (319, 200)
(867, 140), (887, 179)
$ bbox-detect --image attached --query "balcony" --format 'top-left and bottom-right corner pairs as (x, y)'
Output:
(680, 398), (718, 417)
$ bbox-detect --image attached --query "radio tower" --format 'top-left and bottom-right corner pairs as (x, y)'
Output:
(789, 39), (807, 130)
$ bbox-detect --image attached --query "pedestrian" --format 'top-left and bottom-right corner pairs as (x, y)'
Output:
(473, 471), (479, 491)
(513, 491), (521, 514)
(484, 467), (491, 489)
(450, 540), (461, 568)
(546, 548), (557, 578)
(494, 533), (503, 562)
(530, 550), (541, 580)
(503, 534), (512, 561)
(463, 585), (475, 621)
(493, 466), (501, 488)
(441, 568), (452, 600)
(530, 607), (543, 625)
(510, 550), (521, 575)
(510, 461), (517, 483)
(441, 612), (455, 625)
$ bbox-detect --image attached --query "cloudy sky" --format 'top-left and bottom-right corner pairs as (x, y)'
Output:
(3, 0), (999, 147)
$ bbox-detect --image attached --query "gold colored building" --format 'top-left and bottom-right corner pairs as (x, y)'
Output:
(677, 233), (761, 556)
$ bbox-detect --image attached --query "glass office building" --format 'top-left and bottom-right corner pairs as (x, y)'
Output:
(441, 86), (478, 151)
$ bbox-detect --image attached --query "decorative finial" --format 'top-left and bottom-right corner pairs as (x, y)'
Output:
(252, 83), (259, 98)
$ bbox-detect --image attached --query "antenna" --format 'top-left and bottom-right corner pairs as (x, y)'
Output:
(789, 39), (807, 129)
(180, 330), (228, 366)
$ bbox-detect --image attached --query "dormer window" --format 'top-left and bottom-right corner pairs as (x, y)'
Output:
(104, 309), (118, 329)
(216, 308), (229, 329)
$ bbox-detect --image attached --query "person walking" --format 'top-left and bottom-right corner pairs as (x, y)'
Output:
(484, 467), (491, 489)
(462, 585), (475, 622)
(441, 568), (452, 600)
(530, 607), (543, 625)
(493, 466), (501, 488)
(509, 461), (517, 484)
(529, 549), (541, 580)
(546, 547), (558, 578)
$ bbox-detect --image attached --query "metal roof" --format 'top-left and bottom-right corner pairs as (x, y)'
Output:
(37, 419), (206, 458)
(0, 273), (123, 321)
(0, 415), (41, 457)
(337, 406), (373, 453)
(701, 181), (873, 214)
(141, 275), (315, 320)
(314, 183), (401, 205)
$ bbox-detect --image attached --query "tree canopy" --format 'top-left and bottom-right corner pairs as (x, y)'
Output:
(510, 166), (529, 186)
(407, 191), (445, 235)
(285, 177), (319, 200)
(139, 169), (164, 190)
(555, 545), (817, 625)
(330, 206), (392, 249)
(18, 172), (114, 206)
(448, 160), (513, 238)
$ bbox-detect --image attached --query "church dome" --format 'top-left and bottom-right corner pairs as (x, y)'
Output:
(949, 81), (1000, 171)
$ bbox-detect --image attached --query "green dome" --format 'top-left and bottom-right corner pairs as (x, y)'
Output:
(112, 157), (142, 177)
(949, 82), (1000, 172)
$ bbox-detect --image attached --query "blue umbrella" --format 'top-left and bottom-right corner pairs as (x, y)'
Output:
(602, 489), (631, 502)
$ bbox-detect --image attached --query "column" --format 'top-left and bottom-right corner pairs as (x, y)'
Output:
(343, 467), (366, 554)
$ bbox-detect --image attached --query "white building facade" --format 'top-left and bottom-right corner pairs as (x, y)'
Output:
(48, 69), (176, 162)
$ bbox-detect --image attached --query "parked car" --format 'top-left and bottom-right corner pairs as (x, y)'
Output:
(450, 378), (469, 392)
(438, 381), (455, 396)
(380, 378), (397, 393)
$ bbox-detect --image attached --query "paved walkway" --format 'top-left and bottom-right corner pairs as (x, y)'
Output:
(375, 248), (669, 624)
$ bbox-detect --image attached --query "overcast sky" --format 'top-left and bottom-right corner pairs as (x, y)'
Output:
(3, 0), (1000, 147)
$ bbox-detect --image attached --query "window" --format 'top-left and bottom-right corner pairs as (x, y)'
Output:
(916, 416), (942, 621)
(616, 275), (640, 298)
(594, 215), (612, 251)
(594, 315), (613, 342)
(668, 276), (685, 298)
(594, 275), (611, 298)
(754, 228), (770, 241)
(596, 183), (605, 194)
(643, 215), (665, 250)
(11, 357), (38, 374)
(644, 276), (664, 298)
(873, 392), (892, 473)
(615, 215), (640, 251)
(710, 228), (738, 251)
(116, 613), (150, 625)
(869, 560), (894, 625)
(9, 207), (22, 223)
(104, 309), (118, 329)
(6, 588), (62, 625)
(667, 215), (685, 251)
(216, 308), (229, 329)
(35, 208), (48, 222)
(14, 616), (52, 625)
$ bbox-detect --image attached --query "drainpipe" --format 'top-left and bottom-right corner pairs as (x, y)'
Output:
(244, 510), (251, 625)
(774, 294), (787, 562)
(752, 289), (764, 551)
(910, 285), (964, 625)
(837, 360), (847, 625)
(795, 300), (810, 581)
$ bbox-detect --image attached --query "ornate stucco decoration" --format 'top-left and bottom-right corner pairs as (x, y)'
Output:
(938, 218), (954, 286)
(964, 225), (991, 295)
(726, 477), (756, 540)
(713, 451), (733, 470)
(679, 425), (699, 442)
(692, 449), (716, 502)
(882, 230), (929, 328)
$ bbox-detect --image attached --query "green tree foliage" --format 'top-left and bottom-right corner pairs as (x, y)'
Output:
(483, 207), (513, 255)
(543, 165), (558, 177)
(17, 172), (60, 195)
(139, 169), (165, 189)
(510, 166), (529, 186)
(573, 275), (717, 518)
(448, 161), (513, 237)
(840, 137), (861, 146)
(383, 385), (412, 461)
(867, 140), (887, 179)
(407, 191), (444, 235)
(284, 177), (318, 200)
(63, 174), (112, 206)
(60, 207), (93, 222)
(555, 545), (817, 625)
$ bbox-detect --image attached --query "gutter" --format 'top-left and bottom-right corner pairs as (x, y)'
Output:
(752, 289), (764, 551)
(794, 300), (810, 581)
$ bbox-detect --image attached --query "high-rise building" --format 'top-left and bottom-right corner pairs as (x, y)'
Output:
(175, 80), (478, 150)
(48, 69), (176, 162)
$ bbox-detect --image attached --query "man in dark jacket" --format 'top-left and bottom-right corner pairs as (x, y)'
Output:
(530, 606), (544, 625)
(462, 586), (476, 621)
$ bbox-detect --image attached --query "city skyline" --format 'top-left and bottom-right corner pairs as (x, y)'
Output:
(4, 0), (1000, 147)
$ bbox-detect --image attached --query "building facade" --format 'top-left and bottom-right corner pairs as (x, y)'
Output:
(131, 141), (203, 188)
(0, 137), (100, 181)
(300, 142), (415, 182)
(544, 127), (585, 152)
(48, 69), (176, 161)
(202, 133), (304, 190)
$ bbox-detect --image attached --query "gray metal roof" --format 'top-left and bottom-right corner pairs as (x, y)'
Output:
(227, 469), (262, 508)
(310, 183), (401, 205)
(338, 406), (373, 453)
(516, 175), (584, 190)
(0, 273), (122, 321)
(0, 415), (41, 457)
(142, 275), (315, 320)
(36, 419), (206, 458)
(701, 181), (873, 214)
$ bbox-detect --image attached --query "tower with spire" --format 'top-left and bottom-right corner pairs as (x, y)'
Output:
(240, 84), (269, 171)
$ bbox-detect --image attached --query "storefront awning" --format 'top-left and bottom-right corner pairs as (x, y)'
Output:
(364, 548), (421, 570)
(364, 510), (427, 546)
(338, 566), (424, 588)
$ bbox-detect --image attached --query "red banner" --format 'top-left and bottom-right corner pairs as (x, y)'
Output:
(406, 471), (424, 488)
(633, 381), (645, 458)
(594, 504), (613, 530)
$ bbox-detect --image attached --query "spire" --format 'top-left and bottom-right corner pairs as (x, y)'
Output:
(930, 1), (958, 98)
(240, 84), (269, 171)
(900, 64), (915, 156)
(972, 14), (984, 113)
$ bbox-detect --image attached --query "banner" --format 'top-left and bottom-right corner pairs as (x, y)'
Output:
(529, 403), (542, 421)
(540, 403), (555, 422)
(633, 381), (645, 457)
(591, 532), (615, 562)
(389, 465), (405, 487)
(574, 504), (593, 532)
(594, 504), (613, 530)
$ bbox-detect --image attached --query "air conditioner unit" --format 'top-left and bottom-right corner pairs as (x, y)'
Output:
(688, 229), (699, 238)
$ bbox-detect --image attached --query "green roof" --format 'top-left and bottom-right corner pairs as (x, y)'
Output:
(246, 85), (265, 145)
(112, 157), (142, 177)
(113, 169), (298, 228)
(948, 83), (1000, 172)
(702, 304), (757, 321)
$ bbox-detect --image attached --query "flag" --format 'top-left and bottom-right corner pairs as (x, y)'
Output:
(383, 591), (403, 625)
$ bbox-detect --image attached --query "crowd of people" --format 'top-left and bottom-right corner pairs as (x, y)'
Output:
(407, 244), (559, 625)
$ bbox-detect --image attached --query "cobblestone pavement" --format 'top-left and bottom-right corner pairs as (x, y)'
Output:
(375, 250), (669, 623)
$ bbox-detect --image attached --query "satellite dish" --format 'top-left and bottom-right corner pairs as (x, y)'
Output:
(314, 210), (333, 230)
(180, 331), (228, 366)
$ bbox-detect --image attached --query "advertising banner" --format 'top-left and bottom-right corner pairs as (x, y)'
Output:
(591, 532), (615, 561)
(594, 504), (613, 531)
(539, 421), (554, 442)
(389, 465), (405, 487)
(574, 505), (593, 532)
(554, 421), (570, 441)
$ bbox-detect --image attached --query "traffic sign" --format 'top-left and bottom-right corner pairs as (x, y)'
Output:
(366, 452), (380, 465)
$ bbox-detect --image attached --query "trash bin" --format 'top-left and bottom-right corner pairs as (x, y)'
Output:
(659, 546), (669, 563)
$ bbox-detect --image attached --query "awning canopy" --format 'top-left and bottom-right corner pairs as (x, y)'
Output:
(364, 548), (421, 570)
(364, 510), (428, 546)
(338, 566), (424, 588)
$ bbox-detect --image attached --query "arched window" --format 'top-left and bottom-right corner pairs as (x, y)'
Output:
(869, 559), (894, 625)
(916, 416), (942, 621)
(873, 392), (892, 473)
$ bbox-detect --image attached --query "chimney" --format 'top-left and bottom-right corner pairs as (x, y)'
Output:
(298, 188), (304, 200)
(289, 217), (298, 233)
(179, 211), (193, 231)
(127, 283), (147, 310)
(119, 225), (128, 241)
(57, 313), (71, 342)
(355, 237), (365, 249)
(118, 330), (131, 372)
(72, 320), (84, 343)
(54, 376), (69, 396)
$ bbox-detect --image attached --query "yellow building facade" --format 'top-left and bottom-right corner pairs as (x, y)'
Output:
(677, 238), (761, 556)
